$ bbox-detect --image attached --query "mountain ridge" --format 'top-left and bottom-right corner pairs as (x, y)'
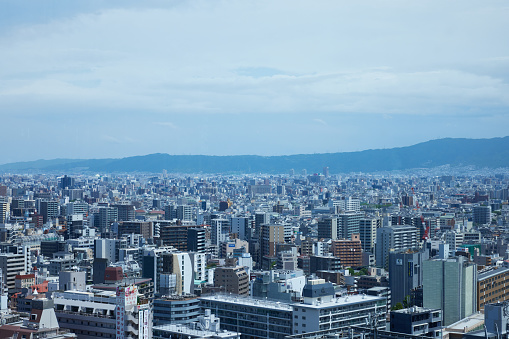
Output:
(1, 136), (508, 174)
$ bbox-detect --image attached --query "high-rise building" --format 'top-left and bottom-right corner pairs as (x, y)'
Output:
(375, 225), (418, 269)
(165, 204), (176, 220)
(359, 217), (377, 253)
(389, 249), (429, 306)
(423, 256), (477, 326)
(187, 227), (206, 253)
(176, 205), (193, 221)
(323, 166), (330, 177)
(111, 203), (135, 221)
(330, 234), (363, 268)
(473, 205), (492, 225)
(477, 266), (509, 311)
(95, 206), (118, 233)
(40, 200), (59, 224)
(338, 211), (362, 239)
(118, 221), (153, 240)
(260, 224), (285, 258)
(231, 217), (249, 240)
(60, 175), (75, 189)
(0, 202), (7, 223)
(317, 216), (339, 240)
(0, 253), (26, 293)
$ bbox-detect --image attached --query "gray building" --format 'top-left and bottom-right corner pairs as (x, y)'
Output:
(423, 256), (477, 326)
(389, 249), (428, 306)
(376, 226), (418, 269)
(473, 205), (491, 225)
(153, 294), (200, 325)
(390, 307), (442, 338)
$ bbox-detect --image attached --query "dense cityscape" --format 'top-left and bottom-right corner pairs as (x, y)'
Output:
(0, 167), (507, 338)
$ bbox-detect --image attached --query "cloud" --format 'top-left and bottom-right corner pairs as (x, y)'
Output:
(0, 1), (508, 160)
(154, 122), (178, 129)
(313, 119), (327, 126)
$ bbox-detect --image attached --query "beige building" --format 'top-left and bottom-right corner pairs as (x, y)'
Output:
(214, 266), (249, 296)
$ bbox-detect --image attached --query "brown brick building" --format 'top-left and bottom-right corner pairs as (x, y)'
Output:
(331, 233), (363, 268)
(477, 266), (509, 310)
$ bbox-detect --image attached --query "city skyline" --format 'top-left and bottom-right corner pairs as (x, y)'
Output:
(1, 1), (508, 163)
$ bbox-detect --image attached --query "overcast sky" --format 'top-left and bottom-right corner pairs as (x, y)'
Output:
(1, 0), (508, 163)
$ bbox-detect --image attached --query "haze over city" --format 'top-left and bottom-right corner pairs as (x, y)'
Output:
(1, 0), (509, 164)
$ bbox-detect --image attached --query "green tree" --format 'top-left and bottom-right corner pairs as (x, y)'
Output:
(391, 302), (404, 311)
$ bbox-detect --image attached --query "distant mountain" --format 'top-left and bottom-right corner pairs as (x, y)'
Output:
(1, 137), (509, 174)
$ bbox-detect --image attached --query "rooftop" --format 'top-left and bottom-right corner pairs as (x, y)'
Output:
(199, 293), (384, 310)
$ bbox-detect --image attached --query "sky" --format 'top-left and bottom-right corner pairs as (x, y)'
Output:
(0, 0), (508, 164)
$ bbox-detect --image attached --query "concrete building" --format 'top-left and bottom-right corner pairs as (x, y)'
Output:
(445, 231), (464, 252)
(376, 226), (418, 269)
(0, 253), (26, 293)
(423, 256), (477, 326)
(473, 205), (492, 225)
(153, 294), (200, 325)
(200, 278), (386, 339)
(359, 217), (377, 253)
(153, 309), (240, 339)
(388, 249), (429, 306)
(40, 200), (59, 224)
(330, 234), (362, 268)
(214, 266), (249, 296)
(337, 211), (362, 239)
(390, 307), (442, 338)
(317, 217), (339, 240)
(118, 221), (153, 240)
(54, 285), (151, 339)
(477, 266), (509, 310)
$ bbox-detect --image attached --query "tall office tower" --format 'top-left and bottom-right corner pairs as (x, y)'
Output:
(276, 185), (286, 195)
(323, 166), (330, 177)
(289, 169), (295, 176)
(60, 175), (75, 189)
(211, 218), (230, 247)
(338, 211), (362, 239)
(423, 256), (477, 326)
(375, 225), (418, 269)
(389, 249), (429, 306)
(231, 217), (249, 240)
(111, 203), (135, 221)
(317, 216), (339, 240)
(0, 201), (7, 223)
(165, 204), (176, 220)
(187, 227), (206, 253)
(473, 205), (492, 225)
(176, 205), (192, 221)
(40, 200), (59, 224)
(96, 206), (118, 233)
(359, 217), (377, 253)
(302, 169), (307, 176)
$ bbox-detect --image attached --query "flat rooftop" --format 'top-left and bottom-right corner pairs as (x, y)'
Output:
(199, 293), (384, 310)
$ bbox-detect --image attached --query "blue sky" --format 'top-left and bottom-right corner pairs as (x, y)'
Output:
(1, 0), (508, 163)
